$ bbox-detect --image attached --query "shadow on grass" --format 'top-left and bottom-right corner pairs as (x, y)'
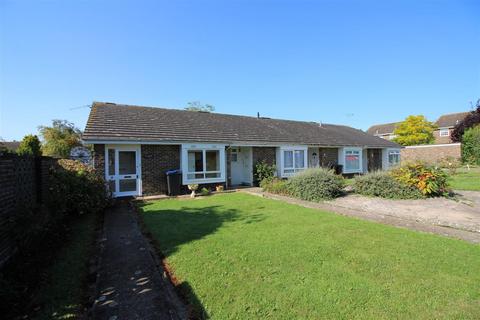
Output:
(137, 202), (265, 319)
(138, 204), (264, 257)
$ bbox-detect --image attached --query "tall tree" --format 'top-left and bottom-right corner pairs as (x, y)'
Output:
(38, 120), (82, 158)
(17, 134), (42, 156)
(185, 101), (215, 112)
(451, 99), (480, 142)
(393, 115), (437, 146)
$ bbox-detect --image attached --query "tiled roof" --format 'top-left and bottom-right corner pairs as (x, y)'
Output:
(83, 102), (400, 148)
(435, 112), (469, 128)
(366, 122), (399, 135)
(0, 141), (20, 151)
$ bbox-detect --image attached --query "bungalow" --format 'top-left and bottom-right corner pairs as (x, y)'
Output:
(83, 102), (401, 197)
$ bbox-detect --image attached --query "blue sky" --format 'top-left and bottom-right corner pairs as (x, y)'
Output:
(1, 0), (479, 141)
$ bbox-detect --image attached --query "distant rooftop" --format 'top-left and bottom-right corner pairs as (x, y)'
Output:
(435, 112), (470, 128)
(0, 141), (20, 151)
(367, 111), (470, 135)
(366, 122), (399, 135)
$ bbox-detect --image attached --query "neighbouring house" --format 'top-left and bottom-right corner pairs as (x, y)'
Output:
(433, 112), (470, 144)
(365, 122), (398, 141)
(367, 112), (469, 145)
(367, 112), (469, 164)
(0, 141), (20, 153)
(83, 102), (401, 197)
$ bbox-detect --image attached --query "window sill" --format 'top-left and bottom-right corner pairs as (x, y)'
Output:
(182, 177), (225, 185)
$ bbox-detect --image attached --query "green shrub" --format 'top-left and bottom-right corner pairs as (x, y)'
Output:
(437, 156), (461, 175)
(262, 178), (289, 195)
(47, 159), (110, 217)
(200, 187), (210, 196)
(285, 168), (344, 201)
(461, 125), (480, 165)
(254, 161), (277, 186)
(391, 162), (449, 197)
(354, 171), (424, 199)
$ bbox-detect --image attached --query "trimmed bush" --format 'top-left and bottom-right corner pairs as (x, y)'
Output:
(354, 171), (424, 199)
(285, 168), (344, 201)
(47, 159), (110, 217)
(262, 178), (289, 195)
(390, 162), (449, 197)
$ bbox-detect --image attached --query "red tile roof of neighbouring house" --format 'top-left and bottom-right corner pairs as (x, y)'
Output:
(366, 122), (399, 135)
(83, 102), (401, 148)
(367, 111), (470, 135)
(435, 112), (469, 128)
(0, 141), (20, 151)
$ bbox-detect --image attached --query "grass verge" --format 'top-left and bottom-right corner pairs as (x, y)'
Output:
(448, 167), (480, 191)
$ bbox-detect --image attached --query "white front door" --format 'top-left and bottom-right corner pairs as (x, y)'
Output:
(230, 147), (252, 186)
(105, 146), (141, 197)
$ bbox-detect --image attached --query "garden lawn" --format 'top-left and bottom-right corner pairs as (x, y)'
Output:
(140, 193), (480, 319)
(448, 167), (480, 191)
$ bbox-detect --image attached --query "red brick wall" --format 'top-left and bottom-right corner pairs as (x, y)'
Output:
(367, 149), (382, 171)
(318, 148), (338, 167)
(93, 144), (105, 177)
(252, 147), (276, 185)
(252, 147), (276, 166)
(401, 143), (461, 164)
(141, 145), (181, 195)
(433, 129), (454, 144)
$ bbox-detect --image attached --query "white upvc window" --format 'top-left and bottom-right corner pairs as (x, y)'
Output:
(388, 134), (397, 140)
(343, 148), (362, 173)
(439, 128), (450, 137)
(280, 146), (308, 177)
(388, 150), (401, 166)
(181, 144), (226, 185)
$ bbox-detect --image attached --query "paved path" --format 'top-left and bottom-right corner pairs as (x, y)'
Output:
(91, 201), (187, 320)
(242, 188), (480, 244)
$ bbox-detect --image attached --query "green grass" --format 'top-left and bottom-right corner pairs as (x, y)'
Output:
(34, 214), (98, 320)
(140, 193), (480, 319)
(448, 167), (480, 191)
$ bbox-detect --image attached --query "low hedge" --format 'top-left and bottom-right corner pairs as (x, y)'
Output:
(285, 168), (344, 201)
(262, 178), (289, 195)
(47, 159), (110, 217)
(390, 162), (449, 197)
(353, 171), (424, 200)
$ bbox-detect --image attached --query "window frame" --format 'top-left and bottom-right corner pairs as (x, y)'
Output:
(181, 144), (226, 185)
(280, 146), (308, 177)
(388, 150), (401, 166)
(439, 128), (450, 137)
(343, 147), (363, 173)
